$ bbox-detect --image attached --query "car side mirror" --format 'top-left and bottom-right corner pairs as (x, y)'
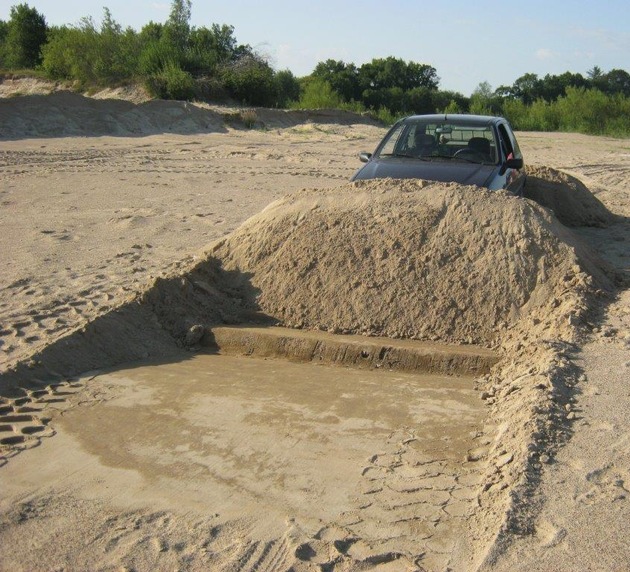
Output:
(505, 157), (523, 169)
(500, 156), (523, 175)
(359, 152), (372, 163)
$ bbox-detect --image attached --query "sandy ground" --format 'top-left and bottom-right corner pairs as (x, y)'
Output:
(1, 84), (630, 571)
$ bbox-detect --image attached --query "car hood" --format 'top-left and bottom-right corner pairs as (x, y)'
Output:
(351, 157), (498, 187)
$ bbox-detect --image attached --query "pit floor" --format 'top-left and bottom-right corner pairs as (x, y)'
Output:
(1, 352), (489, 568)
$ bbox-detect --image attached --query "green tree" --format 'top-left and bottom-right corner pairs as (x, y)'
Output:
(432, 90), (468, 113)
(220, 53), (276, 106)
(597, 69), (630, 97)
(403, 86), (434, 114)
(312, 59), (360, 102)
(93, 8), (139, 82)
(0, 19), (9, 67)
(42, 10), (138, 85)
(162, 0), (191, 53)
(469, 81), (502, 114)
(293, 77), (342, 109)
(538, 72), (588, 101)
(358, 57), (438, 91)
(502, 73), (541, 104)
(274, 69), (300, 107)
(4, 3), (47, 68)
(587, 65), (603, 81)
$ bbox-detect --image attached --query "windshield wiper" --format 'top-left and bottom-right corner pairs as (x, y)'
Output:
(382, 152), (430, 160)
(453, 155), (486, 164)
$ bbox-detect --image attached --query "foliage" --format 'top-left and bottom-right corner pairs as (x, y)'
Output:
(162, 0), (191, 53)
(312, 59), (360, 102)
(291, 77), (342, 109)
(2, 3), (47, 69)
(502, 87), (630, 137)
(41, 11), (139, 85)
(469, 81), (502, 115)
(358, 57), (439, 91)
(274, 69), (301, 107)
(144, 61), (195, 100)
(220, 54), (276, 106)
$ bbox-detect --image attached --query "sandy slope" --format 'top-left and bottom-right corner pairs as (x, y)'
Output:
(1, 85), (630, 571)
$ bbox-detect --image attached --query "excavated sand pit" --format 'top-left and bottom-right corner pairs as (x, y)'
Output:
(0, 173), (614, 571)
(0, 91), (623, 572)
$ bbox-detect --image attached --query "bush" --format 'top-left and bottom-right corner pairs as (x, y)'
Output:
(369, 106), (399, 126)
(556, 87), (613, 134)
(193, 75), (229, 101)
(291, 77), (342, 109)
(145, 61), (195, 100)
(221, 55), (276, 106)
(41, 12), (138, 86)
(442, 99), (462, 114)
(274, 69), (300, 108)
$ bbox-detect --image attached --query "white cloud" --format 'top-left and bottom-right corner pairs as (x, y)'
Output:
(151, 3), (170, 14)
(535, 48), (554, 60)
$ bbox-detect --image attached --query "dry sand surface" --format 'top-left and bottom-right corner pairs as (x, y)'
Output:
(1, 81), (630, 571)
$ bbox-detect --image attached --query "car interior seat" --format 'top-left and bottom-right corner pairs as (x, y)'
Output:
(412, 132), (435, 156)
(467, 137), (493, 160)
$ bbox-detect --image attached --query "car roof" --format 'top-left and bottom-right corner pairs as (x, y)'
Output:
(401, 114), (504, 127)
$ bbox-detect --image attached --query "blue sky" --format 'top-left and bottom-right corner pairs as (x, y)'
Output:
(1, 0), (628, 96)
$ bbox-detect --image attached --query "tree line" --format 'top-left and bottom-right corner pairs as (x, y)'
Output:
(1, 1), (629, 136)
(0, 1), (301, 105)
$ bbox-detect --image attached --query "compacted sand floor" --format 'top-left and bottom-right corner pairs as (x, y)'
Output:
(1, 353), (486, 570)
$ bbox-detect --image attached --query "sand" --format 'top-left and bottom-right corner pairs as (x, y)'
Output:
(1, 81), (630, 571)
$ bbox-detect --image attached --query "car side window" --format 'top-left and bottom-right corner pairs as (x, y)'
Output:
(498, 123), (522, 161)
(379, 123), (406, 156)
(497, 125), (514, 160)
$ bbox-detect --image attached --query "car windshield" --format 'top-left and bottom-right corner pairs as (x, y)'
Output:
(377, 119), (499, 165)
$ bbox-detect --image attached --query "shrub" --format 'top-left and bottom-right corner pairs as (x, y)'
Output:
(221, 55), (276, 106)
(145, 61), (195, 100)
(274, 69), (300, 108)
(290, 77), (342, 109)
(442, 99), (462, 114)
(240, 109), (258, 128)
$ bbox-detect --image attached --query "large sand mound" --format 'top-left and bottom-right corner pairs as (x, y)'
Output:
(2, 177), (610, 388)
(145, 179), (609, 349)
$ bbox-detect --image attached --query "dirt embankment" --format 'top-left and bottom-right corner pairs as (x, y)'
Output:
(0, 79), (379, 139)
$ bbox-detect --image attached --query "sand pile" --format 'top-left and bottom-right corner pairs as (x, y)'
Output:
(139, 178), (613, 570)
(143, 179), (610, 350)
(0, 83), (379, 139)
(0, 91), (228, 138)
(524, 166), (616, 228)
